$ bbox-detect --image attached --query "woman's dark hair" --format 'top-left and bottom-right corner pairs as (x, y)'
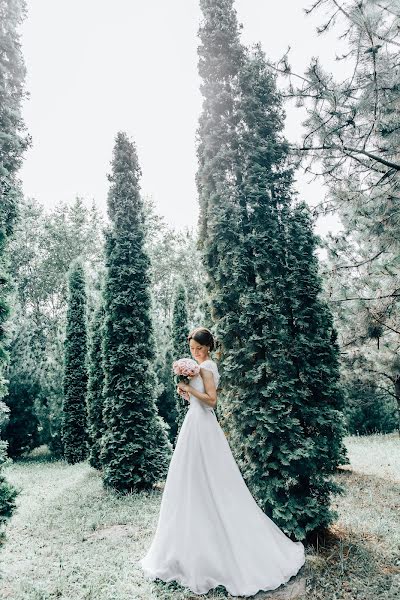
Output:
(187, 327), (215, 352)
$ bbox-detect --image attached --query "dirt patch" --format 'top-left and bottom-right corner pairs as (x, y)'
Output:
(249, 575), (307, 599)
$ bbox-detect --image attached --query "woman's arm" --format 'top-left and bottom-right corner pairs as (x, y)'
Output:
(178, 368), (217, 408)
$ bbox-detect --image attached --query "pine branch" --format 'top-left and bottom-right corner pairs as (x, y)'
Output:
(367, 310), (400, 336)
(373, 382), (398, 400)
(330, 250), (387, 270)
(365, 367), (396, 385)
(330, 292), (400, 303)
(297, 144), (400, 171)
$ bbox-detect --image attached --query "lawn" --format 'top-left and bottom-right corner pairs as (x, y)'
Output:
(0, 433), (399, 600)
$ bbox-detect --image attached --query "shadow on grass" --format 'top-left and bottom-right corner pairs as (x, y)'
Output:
(305, 525), (399, 598)
(304, 468), (400, 599)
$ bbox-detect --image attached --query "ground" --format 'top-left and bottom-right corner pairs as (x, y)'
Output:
(0, 433), (399, 600)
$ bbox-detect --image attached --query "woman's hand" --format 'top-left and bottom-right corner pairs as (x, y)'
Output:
(177, 383), (190, 402)
(177, 382), (190, 393)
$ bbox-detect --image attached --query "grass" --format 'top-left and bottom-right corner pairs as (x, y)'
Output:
(0, 433), (399, 600)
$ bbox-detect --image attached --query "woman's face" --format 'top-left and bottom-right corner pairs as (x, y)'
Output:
(189, 339), (209, 363)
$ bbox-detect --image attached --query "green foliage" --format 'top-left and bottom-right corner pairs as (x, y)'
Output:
(141, 201), (209, 444)
(172, 282), (190, 358)
(0, 0), (30, 238)
(62, 261), (89, 463)
(2, 314), (41, 457)
(0, 401), (18, 542)
(8, 197), (106, 455)
(36, 322), (66, 457)
(283, 204), (349, 534)
(86, 300), (105, 470)
(143, 197), (208, 331)
(0, 0), (30, 536)
(172, 282), (190, 436)
(0, 230), (13, 381)
(100, 132), (172, 492)
(155, 343), (178, 445)
(281, 0), (400, 250)
(9, 196), (105, 324)
(321, 232), (400, 435)
(344, 379), (398, 435)
(196, 0), (348, 540)
(279, 0), (400, 435)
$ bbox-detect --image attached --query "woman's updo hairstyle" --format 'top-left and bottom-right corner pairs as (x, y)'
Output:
(187, 327), (215, 352)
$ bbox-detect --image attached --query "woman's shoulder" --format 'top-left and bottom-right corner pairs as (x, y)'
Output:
(200, 359), (219, 375)
(200, 360), (220, 388)
(200, 358), (218, 368)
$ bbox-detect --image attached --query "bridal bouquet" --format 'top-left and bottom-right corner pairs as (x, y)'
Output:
(172, 358), (200, 402)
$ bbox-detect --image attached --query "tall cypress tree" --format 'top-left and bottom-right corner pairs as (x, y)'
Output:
(0, 0), (30, 528)
(197, 2), (348, 540)
(220, 47), (307, 539)
(196, 0), (245, 343)
(86, 300), (105, 470)
(155, 344), (178, 446)
(0, 0), (29, 233)
(3, 319), (41, 458)
(62, 260), (89, 463)
(172, 281), (190, 434)
(100, 132), (171, 492)
(283, 203), (348, 533)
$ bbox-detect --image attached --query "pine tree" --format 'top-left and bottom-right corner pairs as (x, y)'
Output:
(172, 281), (190, 434)
(0, 0), (30, 530)
(86, 300), (105, 470)
(278, 1), (400, 432)
(62, 260), (89, 463)
(100, 132), (171, 492)
(197, 2), (348, 539)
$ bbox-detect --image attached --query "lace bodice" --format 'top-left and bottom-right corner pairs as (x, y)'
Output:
(189, 359), (220, 412)
(199, 359), (220, 388)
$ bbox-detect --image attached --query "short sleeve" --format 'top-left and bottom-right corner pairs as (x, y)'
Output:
(200, 360), (220, 388)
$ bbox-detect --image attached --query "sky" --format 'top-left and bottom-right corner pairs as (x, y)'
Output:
(20, 0), (346, 235)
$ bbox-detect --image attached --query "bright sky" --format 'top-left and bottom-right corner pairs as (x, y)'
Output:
(20, 0), (345, 235)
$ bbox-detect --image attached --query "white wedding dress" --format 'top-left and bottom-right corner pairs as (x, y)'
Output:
(139, 359), (305, 597)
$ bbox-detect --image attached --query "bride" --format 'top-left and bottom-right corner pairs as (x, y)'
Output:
(139, 326), (305, 597)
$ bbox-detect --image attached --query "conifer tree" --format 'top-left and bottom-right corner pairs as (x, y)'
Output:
(155, 343), (178, 445)
(0, 0), (30, 529)
(86, 300), (105, 470)
(172, 281), (190, 434)
(197, 1), (348, 539)
(0, 401), (17, 539)
(277, 1), (400, 434)
(100, 132), (171, 492)
(196, 1), (249, 409)
(61, 260), (89, 463)
(3, 318), (41, 458)
(0, 0), (29, 233)
(285, 205), (349, 494)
